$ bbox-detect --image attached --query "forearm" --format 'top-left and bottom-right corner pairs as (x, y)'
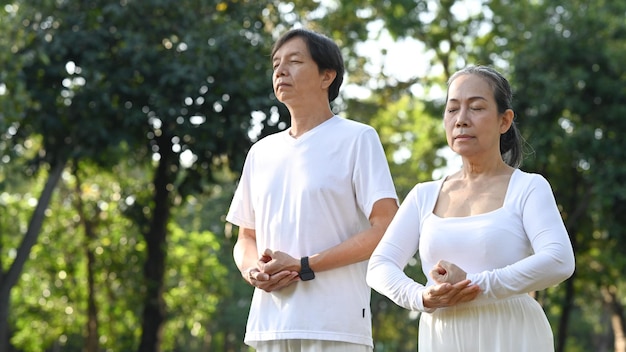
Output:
(233, 227), (260, 273)
(367, 249), (431, 312)
(309, 225), (383, 272)
(248, 225), (385, 276)
(467, 248), (574, 299)
(309, 197), (397, 272)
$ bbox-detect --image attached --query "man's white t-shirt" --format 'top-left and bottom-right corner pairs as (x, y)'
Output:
(226, 116), (398, 348)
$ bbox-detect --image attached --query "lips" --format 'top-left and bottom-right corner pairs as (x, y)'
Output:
(454, 134), (473, 141)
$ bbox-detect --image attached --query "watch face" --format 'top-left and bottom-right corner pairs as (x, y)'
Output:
(300, 271), (315, 281)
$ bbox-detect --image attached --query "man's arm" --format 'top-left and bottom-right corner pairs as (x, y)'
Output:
(262, 197), (399, 274)
(308, 197), (398, 271)
(233, 227), (260, 276)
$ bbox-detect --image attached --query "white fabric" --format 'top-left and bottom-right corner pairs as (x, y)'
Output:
(419, 294), (554, 351)
(367, 169), (575, 350)
(227, 116), (398, 348)
(256, 339), (373, 352)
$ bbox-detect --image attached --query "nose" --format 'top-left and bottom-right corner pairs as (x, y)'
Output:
(274, 62), (287, 78)
(455, 107), (469, 127)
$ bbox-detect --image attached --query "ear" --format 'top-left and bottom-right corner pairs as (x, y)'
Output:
(500, 109), (514, 134)
(320, 69), (337, 90)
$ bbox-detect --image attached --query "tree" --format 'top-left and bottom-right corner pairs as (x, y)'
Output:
(482, 1), (626, 350)
(5, 0), (624, 350)
(1, 0), (284, 350)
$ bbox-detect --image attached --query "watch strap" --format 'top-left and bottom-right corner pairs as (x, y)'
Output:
(299, 256), (315, 281)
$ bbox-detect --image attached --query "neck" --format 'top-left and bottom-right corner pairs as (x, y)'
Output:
(288, 107), (334, 138)
(460, 158), (511, 179)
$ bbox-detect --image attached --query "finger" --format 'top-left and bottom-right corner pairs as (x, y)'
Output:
(449, 282), (480, 300)
(259, 251), (272, 264)
(429, 282), (453, 295)
(430, 269), (446, 283)
(438, 259), (453, 268)
(454, 286), (481, 304)
(262, 248), (274, 259)
(429, 267), (440, 278)
(245, 269), (261, 288)
(261, 260), (279, 275)
(255, 271), (270, 281)
(259, 272), (298, 292)
(424, 285), (455, 308)
(244, 268), (258, 281)
(274, 272), (299, 286)
(433, 260), (445, 273)
(451, 279), (473, 289)
(430, 262), (448, 281)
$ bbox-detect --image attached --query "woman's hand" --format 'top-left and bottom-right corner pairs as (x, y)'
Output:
(423, 260), (481, 308)
(430, 259), (467, 285)
(422, 279), (481, 309)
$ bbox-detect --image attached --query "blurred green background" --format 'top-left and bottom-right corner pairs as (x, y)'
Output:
(1, 0), (624, 351)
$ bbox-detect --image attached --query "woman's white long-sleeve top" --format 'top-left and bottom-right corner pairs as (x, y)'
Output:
(366, 169), (575, 312)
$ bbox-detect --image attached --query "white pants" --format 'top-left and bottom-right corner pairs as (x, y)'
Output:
(255, 340), (373, 352)
(419, 294), (554, 351)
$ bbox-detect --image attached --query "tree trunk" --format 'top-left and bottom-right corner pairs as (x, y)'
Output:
(556, 206), (582, 352)
(602, 286), (626, 352)
(73, 166), (100, 352)
(0, 160), (66, 350)
(138, 137), (173, 352)
(555, 273), (575, 352)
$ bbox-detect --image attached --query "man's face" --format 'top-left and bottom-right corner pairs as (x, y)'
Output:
(271, 37), (326, 104)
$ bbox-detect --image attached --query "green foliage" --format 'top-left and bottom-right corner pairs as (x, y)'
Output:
(352, 94), (446, 198)
(169, 180), (253, 351)
(161, 226), (228, 351)
(10, 163), (145, 351)
(2, 0), (284, 350)
(2, 0), (626, 351)
(6, 0), (281, 183)
(485, 0), (626, 348)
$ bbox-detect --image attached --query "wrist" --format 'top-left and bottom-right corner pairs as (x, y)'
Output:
(299, 256), (315, 281)
(421, 291), (431, 308)
(420, 289), (437, 313)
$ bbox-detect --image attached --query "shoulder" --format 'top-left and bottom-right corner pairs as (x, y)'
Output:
(407, 179), (443, 200)
(509, 169), (556, 203)
(249, 130), (287, 149)
(417, 178), (444, 191)
(324, 117), (383, 151)
(332, 116), (377, 134)
(512, 169), (551, 188)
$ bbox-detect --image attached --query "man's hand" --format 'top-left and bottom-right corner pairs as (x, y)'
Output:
(243, 267), (299, 292)
(242, 248), (301, 292)
(258, 248), (300, 275)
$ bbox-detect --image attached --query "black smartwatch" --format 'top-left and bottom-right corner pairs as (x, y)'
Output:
(299, 256), (315, 281)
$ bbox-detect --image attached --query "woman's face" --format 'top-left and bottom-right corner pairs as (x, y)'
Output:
(443, 74), (512, 159)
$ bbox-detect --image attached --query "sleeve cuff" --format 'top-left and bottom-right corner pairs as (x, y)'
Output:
(417, 287), (437, 313)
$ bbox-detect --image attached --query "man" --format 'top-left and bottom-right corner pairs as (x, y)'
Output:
(226, 28), (398, 352)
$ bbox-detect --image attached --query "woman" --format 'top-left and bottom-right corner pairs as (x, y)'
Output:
(366, 65), (575, 351)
